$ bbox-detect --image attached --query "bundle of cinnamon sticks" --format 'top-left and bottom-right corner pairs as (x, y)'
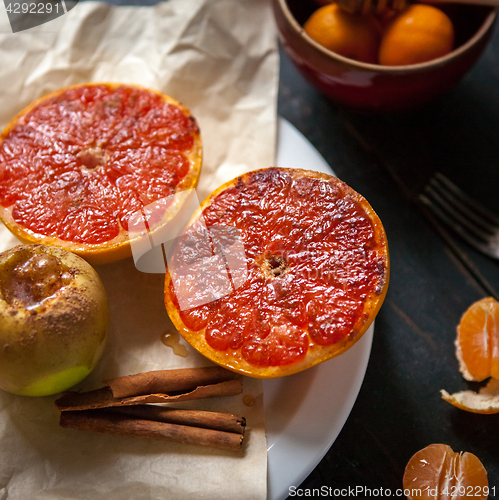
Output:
(55, 366), (246, 452)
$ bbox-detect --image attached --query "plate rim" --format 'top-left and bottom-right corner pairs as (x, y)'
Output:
(264, 116), (374, 500)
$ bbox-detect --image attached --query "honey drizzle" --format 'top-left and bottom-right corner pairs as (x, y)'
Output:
(160, 330), (188, 357)
(243, 395), (255, 407)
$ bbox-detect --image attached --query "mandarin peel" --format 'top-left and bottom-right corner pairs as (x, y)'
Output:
(164, 167), (389, 379)
(441, 378), (499, 414)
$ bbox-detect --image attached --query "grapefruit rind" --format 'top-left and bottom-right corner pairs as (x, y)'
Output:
(441, 378), (499, 414)
(164, 167), (389, 379)
(0, 83), (202, 266)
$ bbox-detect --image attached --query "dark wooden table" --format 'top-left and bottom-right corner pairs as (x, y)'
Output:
(78, 0), (499, 497)
(278, 15), (499, 500)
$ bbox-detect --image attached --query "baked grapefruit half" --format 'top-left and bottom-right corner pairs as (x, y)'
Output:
(0, 83), (202, 265)
(164, 167), (389, 378)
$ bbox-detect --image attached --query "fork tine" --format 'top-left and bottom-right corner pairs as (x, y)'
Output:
(419, 193), (499, 259)
(418, 199), (499, 299)
(420, 173), (499, 260)
(432, 173), (499, 230)
(422, 184), (493, 242)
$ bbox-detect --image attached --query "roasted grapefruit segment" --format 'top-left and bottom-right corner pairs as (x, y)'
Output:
(0, 83), (202, 265)
(164, 167), (389, 378)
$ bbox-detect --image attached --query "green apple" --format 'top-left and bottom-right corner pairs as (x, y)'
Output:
(0, 244), (109, 396)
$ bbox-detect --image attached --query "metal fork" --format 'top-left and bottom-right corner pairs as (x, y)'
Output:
(419, 172), (499, 260)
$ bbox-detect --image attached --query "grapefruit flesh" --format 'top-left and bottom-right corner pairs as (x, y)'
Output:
(164, 168), (389, 378)
(0, 83), (202, 264)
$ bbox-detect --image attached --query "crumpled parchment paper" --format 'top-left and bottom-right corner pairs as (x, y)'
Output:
(0, 1), (278, 498)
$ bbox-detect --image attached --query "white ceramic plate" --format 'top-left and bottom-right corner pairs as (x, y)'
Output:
(264, 118), (374, 500)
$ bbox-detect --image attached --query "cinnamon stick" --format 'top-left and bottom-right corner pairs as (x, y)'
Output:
(106, 405), (246, 434)
(59, 409), (245, 452)
(55, 379), (242, 412)
(105, 366), (240, 398)
(55, 367), (247, 451)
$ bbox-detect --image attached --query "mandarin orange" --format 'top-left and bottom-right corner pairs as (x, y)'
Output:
(455, 297), (499, 382)
(0, 83), (202, 265)
(441, 297), (499, 414)
(403, 444), (488, 499)
(378, 4), (454, 66)
(304, 3), (381, 64)
(164, 167), (389, 378)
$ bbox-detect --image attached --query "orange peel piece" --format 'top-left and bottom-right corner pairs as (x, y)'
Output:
(441, 378), (499, 414)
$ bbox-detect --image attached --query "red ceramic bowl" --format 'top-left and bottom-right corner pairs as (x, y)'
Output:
(273, 0), (497, 112)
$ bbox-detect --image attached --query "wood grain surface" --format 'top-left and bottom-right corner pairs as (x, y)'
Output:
(278, 18), (499, 498)
(86, 0), (499, 495)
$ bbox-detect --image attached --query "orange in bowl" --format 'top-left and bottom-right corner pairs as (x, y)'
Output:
(164, 167), (389, 378)
(0, 83), (202, 265)
(379, 4), (455, 66)
(304, 3), (381, 64)
(273, 0), (497, 111)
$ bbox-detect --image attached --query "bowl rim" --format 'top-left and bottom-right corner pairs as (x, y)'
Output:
(277, 0), (498, 72)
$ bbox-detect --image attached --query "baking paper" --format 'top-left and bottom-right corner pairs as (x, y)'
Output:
(0, 1), (278, 498)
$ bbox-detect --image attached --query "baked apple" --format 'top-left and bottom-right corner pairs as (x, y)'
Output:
(0, 244), (109, 396)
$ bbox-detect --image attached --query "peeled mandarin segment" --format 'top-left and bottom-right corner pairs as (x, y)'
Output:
(456, 297), (499, 382)
(458, 453), (489, 497)
(403, 444), (451, 498)
(378, 5), (454, 66)
(403, 444), (488, 500)
(441, 378), (499, 414)
(304, 4), (381, 64)
(490, 303), (499, 379)
(0, 83), (202, 265)
(164, 167), (389, 378)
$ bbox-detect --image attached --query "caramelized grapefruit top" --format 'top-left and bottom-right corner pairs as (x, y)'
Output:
(0, 83), (202, 264)
(164, 167), (389, 378)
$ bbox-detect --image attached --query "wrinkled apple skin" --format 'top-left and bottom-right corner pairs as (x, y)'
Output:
(0, 244), (109, 396)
